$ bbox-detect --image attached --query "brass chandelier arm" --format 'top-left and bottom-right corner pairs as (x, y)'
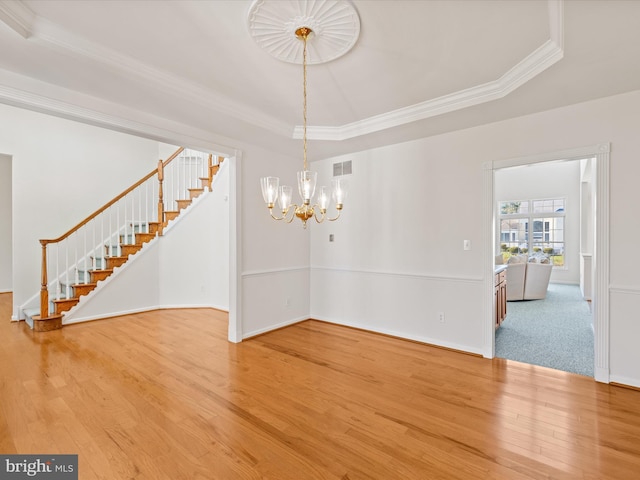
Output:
(269, 205), (298, 223)
(313, 208), (326, 224)
(327, 210), (342, 222)
(311, 204), (342, 223)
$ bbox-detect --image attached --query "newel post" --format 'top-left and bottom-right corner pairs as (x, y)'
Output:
(157, 159), (164, 235)
(39, 240), (49, 318)
(207, 154), (213, 188)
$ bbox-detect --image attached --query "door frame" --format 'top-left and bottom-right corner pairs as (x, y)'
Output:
(483, 143), (610, 383)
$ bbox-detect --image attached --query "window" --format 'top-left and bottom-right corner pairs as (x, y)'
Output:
(498, 198), (565, 267)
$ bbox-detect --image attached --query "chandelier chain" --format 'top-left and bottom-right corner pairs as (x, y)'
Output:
(302, 30), (308, 172)
(259, 26), (345, 228)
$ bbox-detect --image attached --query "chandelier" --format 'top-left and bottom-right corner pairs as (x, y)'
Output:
(259, 27), (347, 228)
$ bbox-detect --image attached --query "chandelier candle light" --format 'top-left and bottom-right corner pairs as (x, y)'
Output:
(260, 27), (347, 228)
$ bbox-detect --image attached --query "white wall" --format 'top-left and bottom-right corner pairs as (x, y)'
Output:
(240, 144), (310, 338)
(159, 163), (229, 311)
(308, 90), (640, 387)
(309, 135), (485, 354)
(0, 154), (11, 292)
(63, 165), (230, 323)
(495, 160), (581, 284)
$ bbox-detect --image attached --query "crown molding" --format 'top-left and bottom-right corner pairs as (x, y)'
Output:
(22, 13), (292, 139)
(295, 0), (565, 141)
(0, 80), (239, 155)
(0, 0), (35, 38)
(2, 0), (565, 144)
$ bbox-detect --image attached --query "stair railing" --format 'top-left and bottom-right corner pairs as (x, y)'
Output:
(34, 147), (222, 320)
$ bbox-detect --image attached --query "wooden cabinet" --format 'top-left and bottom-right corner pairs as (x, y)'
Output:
(495, 268), (507, 328)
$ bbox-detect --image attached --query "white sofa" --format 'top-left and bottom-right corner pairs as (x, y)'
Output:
(497, 254), (553, 301)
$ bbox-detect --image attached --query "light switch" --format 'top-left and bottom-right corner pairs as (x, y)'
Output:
(463, 239), (471, 250)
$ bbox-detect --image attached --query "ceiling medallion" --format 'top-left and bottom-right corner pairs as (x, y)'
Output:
(247, 0), (360, 65)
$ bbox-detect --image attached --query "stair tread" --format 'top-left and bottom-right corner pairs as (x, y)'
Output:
(60, 279), (95, 289)
(31, 314), (63, 320)
(52, 296), (79, 303)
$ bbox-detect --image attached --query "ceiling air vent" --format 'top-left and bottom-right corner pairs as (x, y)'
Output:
(333, 160), (352, 177)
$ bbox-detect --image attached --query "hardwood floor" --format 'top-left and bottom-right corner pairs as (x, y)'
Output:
(1, 292), (639, 479)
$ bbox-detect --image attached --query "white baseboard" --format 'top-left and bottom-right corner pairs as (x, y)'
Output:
(312, 316), (484, 356)
(610, 374), (640, 389)
(63, 304), (228, 325)
(242, 316), (308, 340)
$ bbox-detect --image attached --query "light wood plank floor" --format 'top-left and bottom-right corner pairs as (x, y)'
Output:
(1, 293), (639, 479)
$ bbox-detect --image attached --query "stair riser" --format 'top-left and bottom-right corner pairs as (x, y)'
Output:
(53, 298), (79, 314)
(73, 284), (96, 297)
(90, 271), (112, 283)
(120, 245), (142, 257)
(106, 258), (127, 269)
(147, 223), (160, 235)
(59, 283), (96, 297)
(136, 233), (155, 244)
(176, 200), (192, 210)
(164, 211), (179, 222)
(189, 188), (204, 200)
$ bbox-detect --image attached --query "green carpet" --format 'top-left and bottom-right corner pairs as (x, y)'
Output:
(495, 283), (594, 377)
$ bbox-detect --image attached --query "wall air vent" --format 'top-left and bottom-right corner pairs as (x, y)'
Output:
(333, 160), (352, 177)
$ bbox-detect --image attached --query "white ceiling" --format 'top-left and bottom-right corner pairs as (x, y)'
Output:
(0, 0), (639, 160)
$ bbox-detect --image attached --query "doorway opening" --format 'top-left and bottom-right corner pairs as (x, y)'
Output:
(0, 154), (11, 297)
(495, 159), (592, 376)
(484, 144), (610, 383)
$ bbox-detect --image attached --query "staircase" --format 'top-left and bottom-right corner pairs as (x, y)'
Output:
(22, 148), (224, 331)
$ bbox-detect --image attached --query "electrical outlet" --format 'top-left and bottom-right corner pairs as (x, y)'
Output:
(438, 312), (445, 323)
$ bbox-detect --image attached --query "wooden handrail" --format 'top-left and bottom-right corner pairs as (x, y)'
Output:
(39, 147), (184, 246)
